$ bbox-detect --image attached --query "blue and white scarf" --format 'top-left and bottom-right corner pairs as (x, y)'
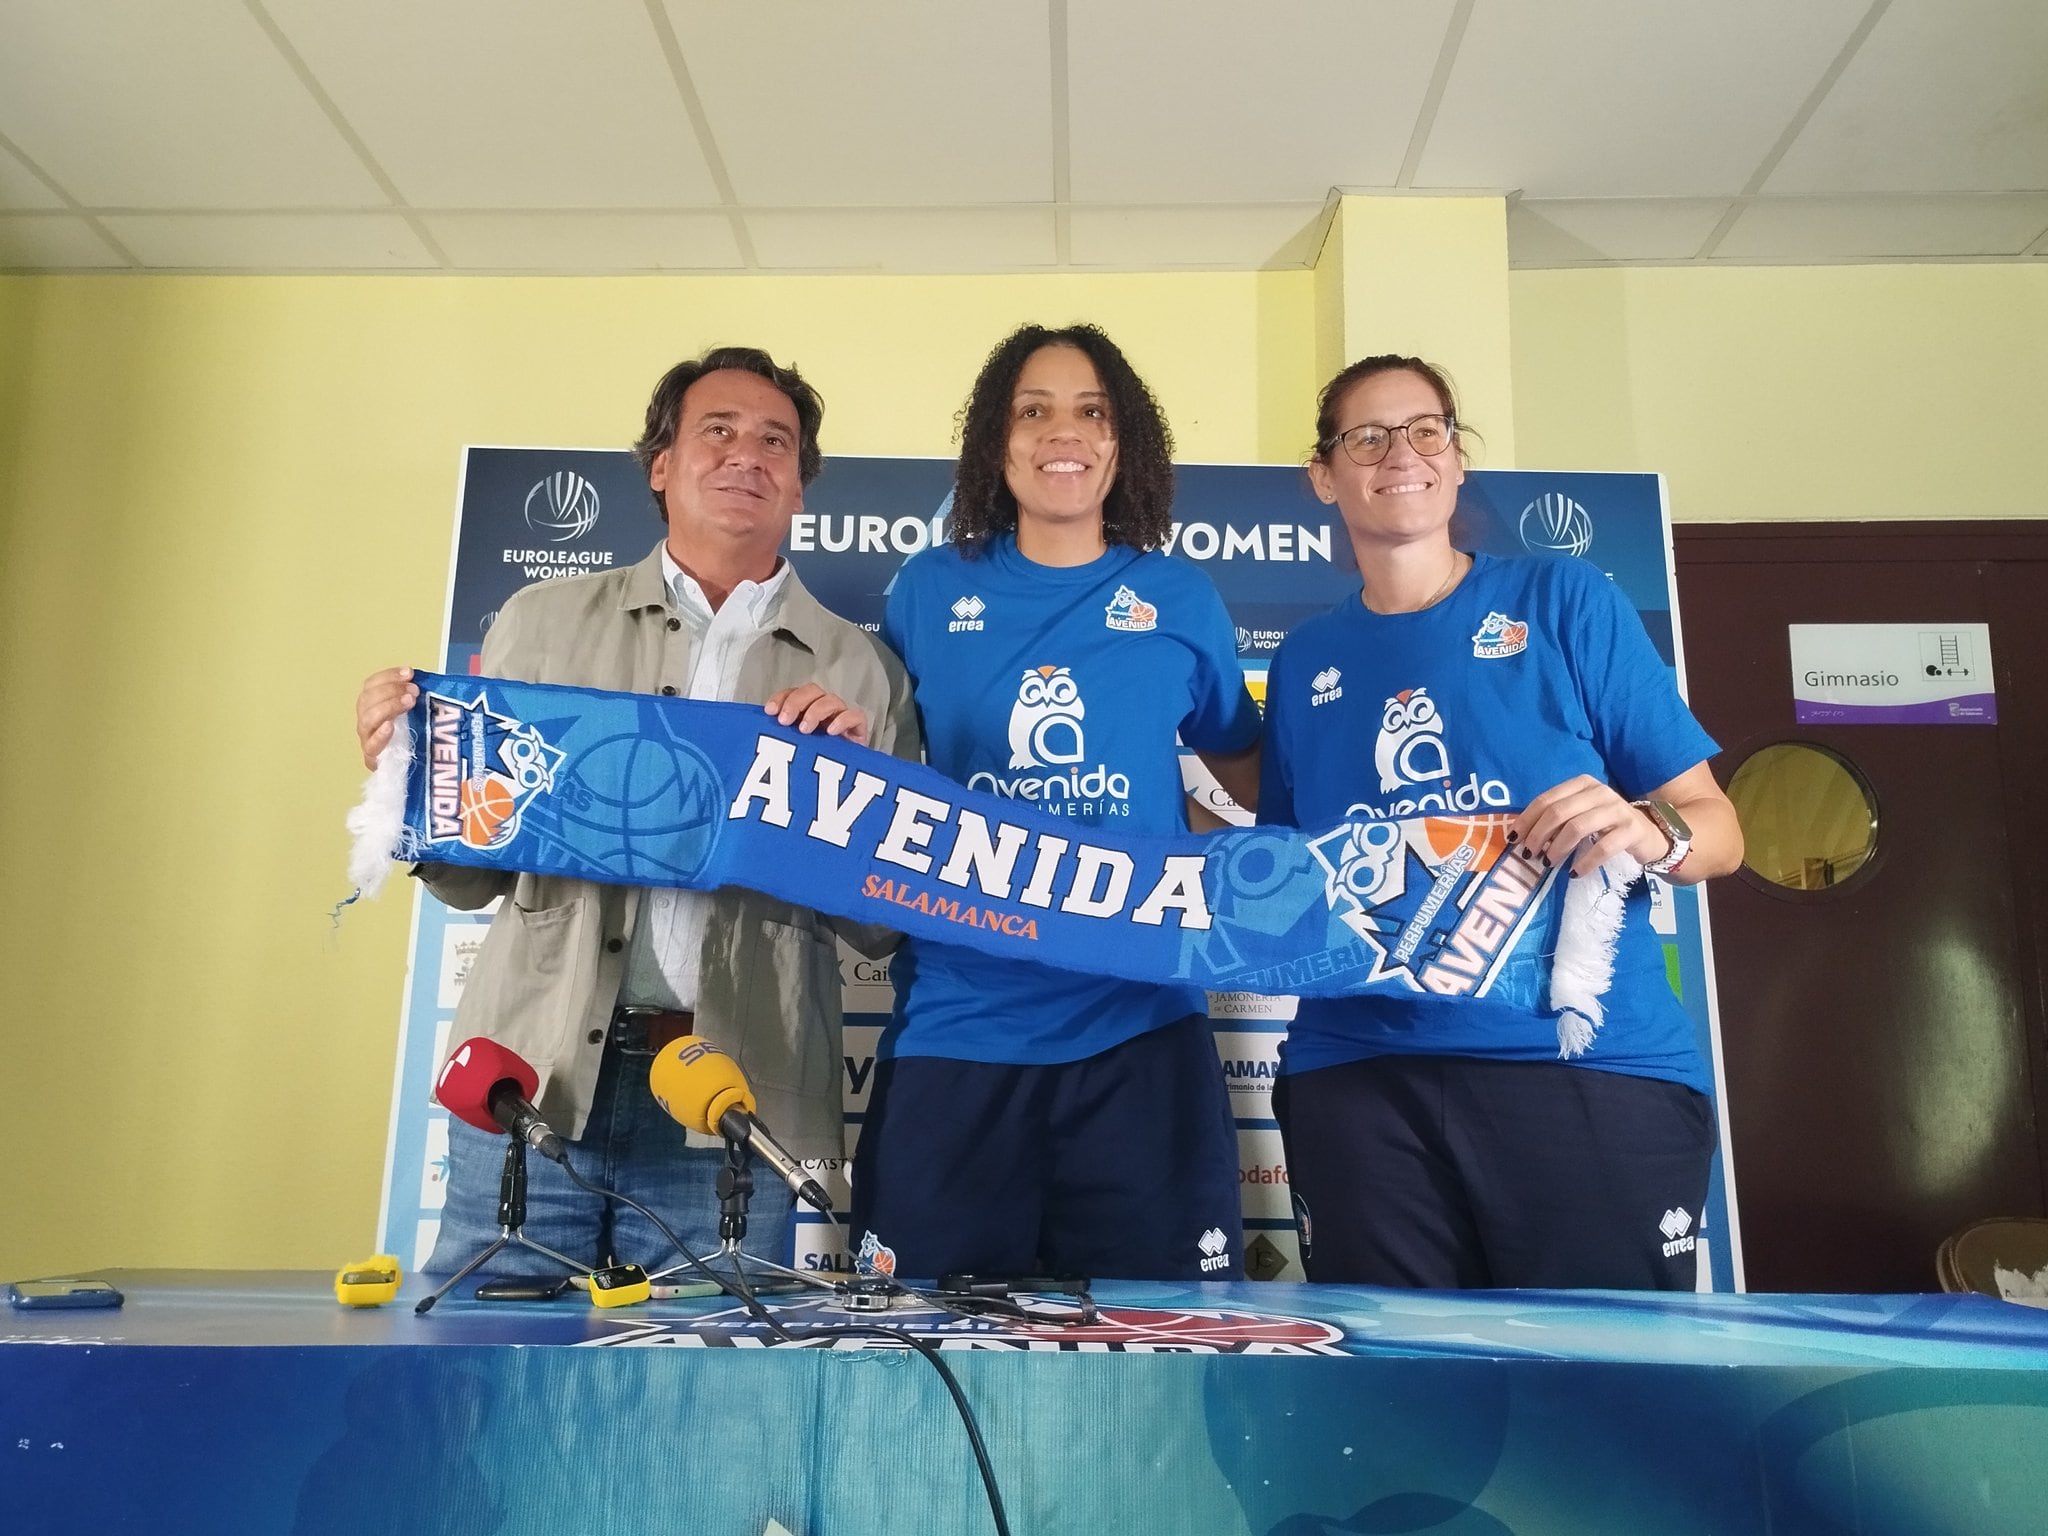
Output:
(347, 672), (1634, 1045)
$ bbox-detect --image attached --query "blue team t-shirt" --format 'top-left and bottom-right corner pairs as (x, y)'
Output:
(1258, 552), (1719, 1092)
(881, 533), (1261, 1063)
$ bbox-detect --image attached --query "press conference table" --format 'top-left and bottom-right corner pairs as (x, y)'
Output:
(5, 1270), (2046, 1535)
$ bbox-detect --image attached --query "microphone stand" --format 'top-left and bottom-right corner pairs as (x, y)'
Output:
(415, 1136), (588, 1315)
(651, 1134), (836, 1295)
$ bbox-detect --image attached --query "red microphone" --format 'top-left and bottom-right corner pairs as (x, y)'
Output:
(435, 1038), (567, 1163)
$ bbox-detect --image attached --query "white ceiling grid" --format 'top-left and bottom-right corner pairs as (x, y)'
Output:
(0, 0), (2041, 274)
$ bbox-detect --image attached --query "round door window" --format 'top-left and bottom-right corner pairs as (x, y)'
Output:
(1726, 742), (1878, 892)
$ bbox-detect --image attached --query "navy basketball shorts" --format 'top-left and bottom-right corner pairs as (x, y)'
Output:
(849, 1014), (1245, 1282)
(1273, 1053), (1715, 1290)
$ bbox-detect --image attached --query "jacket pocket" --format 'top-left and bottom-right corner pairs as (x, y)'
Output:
(456, 896), (592, 1066)
(742, 916), (841, 1096)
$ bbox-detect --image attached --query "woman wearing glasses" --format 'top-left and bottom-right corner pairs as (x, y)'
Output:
(850, 323), (1262, 1284)
(1258, 354), (1742, 1289)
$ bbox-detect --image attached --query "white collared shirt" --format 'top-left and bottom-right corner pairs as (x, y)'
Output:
(618, 548), (790, 1010)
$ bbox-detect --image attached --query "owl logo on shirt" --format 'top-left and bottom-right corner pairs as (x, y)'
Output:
(1375, 687), (1449, 793)
(1008, 665), (1087, 768)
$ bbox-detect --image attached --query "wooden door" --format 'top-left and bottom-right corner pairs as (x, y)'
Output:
(1674, 523), (2048, 1293)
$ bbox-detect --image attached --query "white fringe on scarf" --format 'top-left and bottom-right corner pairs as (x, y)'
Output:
(1549, 851), (1644, 1058)
(343, 727), (419, 904)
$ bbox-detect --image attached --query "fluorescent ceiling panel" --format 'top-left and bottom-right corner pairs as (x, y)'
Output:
(0, 146), (64, 210)
(1714, 196), (2048, 261)
(669, 0), (1053, 205)
(0, 215), (130, 269)
(424, 211), (744, 269)
(1415, 0), (1872, 197)
(100, 213), (440, 270)
(744, 208), (1056, 271)
(1069, 0), (1450, 202)
(0, 0), (384, 207)
(1765, 0), (2048, 194)
(263, 0), (720, 206)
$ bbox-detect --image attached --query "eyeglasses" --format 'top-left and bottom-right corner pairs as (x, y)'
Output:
(1328, 414), (1456, 468)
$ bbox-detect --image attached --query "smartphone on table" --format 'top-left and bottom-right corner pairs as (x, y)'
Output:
(8, 1279), (124, 1310)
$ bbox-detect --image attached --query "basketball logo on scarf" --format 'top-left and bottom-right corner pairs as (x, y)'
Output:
(422, 689), (565, 850)
(1307, 684), (1550, 999)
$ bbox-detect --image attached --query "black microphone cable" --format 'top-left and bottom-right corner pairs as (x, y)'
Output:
(776, 1321), (1012, 1536)
(553, 1164), (1013, 1535)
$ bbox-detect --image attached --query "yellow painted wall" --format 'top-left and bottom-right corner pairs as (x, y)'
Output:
(1328, 198), (1517, 467)
(0, 271), (1316, 1278)
(4, 255), (2043, 1277)
(1509, 264), (2048, 520)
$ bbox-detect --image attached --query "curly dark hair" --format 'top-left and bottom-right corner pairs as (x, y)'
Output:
(631, 346), (825, 520)
(949, 323), (1176, 557)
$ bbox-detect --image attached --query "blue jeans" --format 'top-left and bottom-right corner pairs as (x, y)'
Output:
(425, 1018), (797, 1276)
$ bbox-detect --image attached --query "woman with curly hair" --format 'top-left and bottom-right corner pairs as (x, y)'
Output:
(851, 323), (1262, 1282)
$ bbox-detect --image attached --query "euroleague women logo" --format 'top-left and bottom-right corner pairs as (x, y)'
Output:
(1518, 491), (1593, 558)
(523, 470), (601, 542)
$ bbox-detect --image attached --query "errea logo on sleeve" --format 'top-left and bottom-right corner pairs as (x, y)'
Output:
(1310, 668), (1343, 706)
(949, 595), (985, 632)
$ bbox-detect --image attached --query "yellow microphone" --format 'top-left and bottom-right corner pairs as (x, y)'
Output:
(649, 1036), (832, 1213)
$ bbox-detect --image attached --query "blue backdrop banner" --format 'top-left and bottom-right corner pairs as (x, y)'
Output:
(387, 669), (1574, 1005)
(377, 453), (1738, 1289)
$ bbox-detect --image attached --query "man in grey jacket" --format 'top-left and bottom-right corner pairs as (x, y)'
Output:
(355, 346), (918, 1275)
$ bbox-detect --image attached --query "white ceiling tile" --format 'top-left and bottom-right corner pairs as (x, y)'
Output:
(745, 208), (1055, 272)
(1765, 0), (2048, 195)
(0, 0), (384, 207)
(0, 145), (64, 210)
(1068, 205), (1327, 268)
(261, 0), (719, 207)
(99, 214), (440, 270)
(1507, 199), (1731, 265)
(423, 211), (744, 269)
(1713, 197), (2048, 261)
(0, 215), (130, 269)
(1068, 1), (1452, 202)
(1416, 0), (1873, 197)
(667, 0), (1052, 206)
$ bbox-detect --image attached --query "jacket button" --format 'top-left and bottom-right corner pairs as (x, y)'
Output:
(667, 617), (681, 632)
(605, 937), (623, 953)
(660, 685), (678, 696)
(587, 1029), (604, 1045)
